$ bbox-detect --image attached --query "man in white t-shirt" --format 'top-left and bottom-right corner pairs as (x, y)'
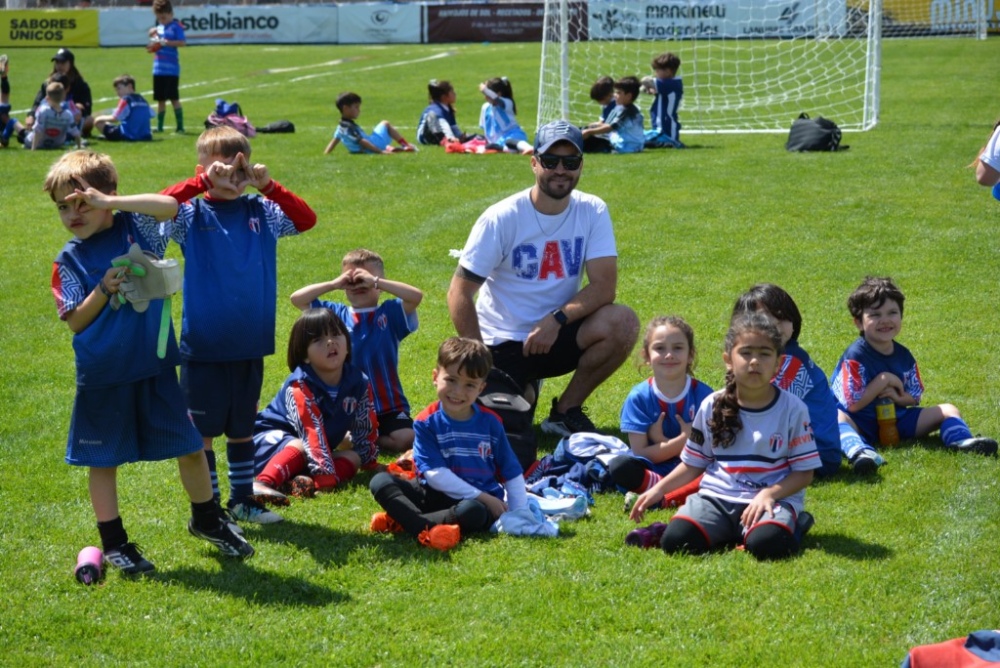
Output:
(447, 120), (639, 446)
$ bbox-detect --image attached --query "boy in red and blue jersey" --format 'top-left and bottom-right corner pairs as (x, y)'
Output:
(831, 276), (997, 473)
(47, 150), (253, 575)
(368, 337), (527, 550)
(291, 248), (423, 453)
(161, 125), (317, 524)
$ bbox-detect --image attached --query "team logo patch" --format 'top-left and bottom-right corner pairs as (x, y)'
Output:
(477, 440), (492, 459)
(248, 217), (260, 234)
(342, 397), (357, 414)
(690, 427), (705, 445)
(769, 433), (785, 452)
(377, 314), (388, 330)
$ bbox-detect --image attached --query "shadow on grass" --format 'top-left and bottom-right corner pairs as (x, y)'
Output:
(243, 520), (436, 567)
(156, 559), (349, 607)
(805, 531), (891, 561)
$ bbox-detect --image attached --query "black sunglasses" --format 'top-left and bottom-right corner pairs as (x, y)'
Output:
(536, 153), (583, 171)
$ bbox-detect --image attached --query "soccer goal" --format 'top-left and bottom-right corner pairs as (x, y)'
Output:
(538, 0), (898, 134)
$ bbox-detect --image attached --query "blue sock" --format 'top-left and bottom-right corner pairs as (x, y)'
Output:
(839, 422), (872, 460)
(939, 417), (973, 447)
(205, 449), (219, 501)
(227, 440), (255, 503)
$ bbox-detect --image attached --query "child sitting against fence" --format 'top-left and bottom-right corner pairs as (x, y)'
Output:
(478, 77), (533, 154)
(290, 248), (423, 453)
(581, 76), (645, 154)
(325, 91), (416, 155)
(368, 337), (528, 551)
(94, 74), (154, 142)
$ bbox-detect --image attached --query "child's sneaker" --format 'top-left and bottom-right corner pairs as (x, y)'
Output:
(625, 522), (668, 549)
(623, 492), (640, 514)
(283, 475), (317, 498)
(104, 542), (155, 575)
(400, 143), (417, 152)
(418, 524), (460, 551)
(953, 436), (998, 456)
(252, 480), (289, 507)
(850, 449), (884, 474)
(370, 512), (405, 534)
(228, 497), (283, 524)
(540, 398), (599, 437)
(188, 517), (255, 558)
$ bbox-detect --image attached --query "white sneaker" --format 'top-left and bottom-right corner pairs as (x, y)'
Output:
(228, 498), (283, 524)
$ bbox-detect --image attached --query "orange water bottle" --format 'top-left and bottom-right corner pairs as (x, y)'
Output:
(875, 397), (899, 447)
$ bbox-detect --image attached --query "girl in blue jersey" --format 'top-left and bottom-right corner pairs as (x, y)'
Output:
(417, 79), (475, 146)
(630, 312), (821, 560)
(252, 309), (379, 508)
(610, 316), (712, 511)
(478, 77), (533, 154)
(731, 284), (843, 476)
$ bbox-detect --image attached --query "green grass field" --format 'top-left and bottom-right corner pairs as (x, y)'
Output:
(1, 38), (999, 667)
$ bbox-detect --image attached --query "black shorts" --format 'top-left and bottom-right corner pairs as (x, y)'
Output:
(488, 319), (584, 392)
(153, 75), (180, 102)
(376, 410), (414, 436)
(180, 359), (264, 439)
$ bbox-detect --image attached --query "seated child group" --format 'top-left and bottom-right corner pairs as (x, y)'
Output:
(38, 47), (998, 577)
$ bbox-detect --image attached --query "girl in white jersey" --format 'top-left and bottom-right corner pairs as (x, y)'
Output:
(478, 77), (532, 155)
(629, 312), (821, 560)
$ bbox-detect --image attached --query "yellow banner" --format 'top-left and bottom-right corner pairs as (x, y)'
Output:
(1, 10), (99, 48)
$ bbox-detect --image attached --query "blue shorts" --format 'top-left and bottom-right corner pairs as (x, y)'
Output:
(366, 122), (392, 152)
(252, 429), (298, 475)
(854, 406), (923, 445)
(66, 367), (203, 468)
(181, 359), (264, 439)
(672, 492), (797, 549)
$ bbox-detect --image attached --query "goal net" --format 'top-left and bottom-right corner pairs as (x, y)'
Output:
(537, 0), (981, 134)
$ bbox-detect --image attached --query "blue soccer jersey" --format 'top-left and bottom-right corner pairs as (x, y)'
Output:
(170, 195), (303, 362)
(600, 100), (616, 123)
(112, 94), (153, 141)
(52, 212), (179, 387)
(605, 103), (645, 153)
(312, 298), (417, 417)
(413, 402), (523, 502)
(648, 77), (683, 141)
(334, 119), (380, 154)
(254, 362), (378, 474)
(831, 336), (924, 443)
(772, 340), (842, 473)
(152, 19), (185, 77)
(620, 375), (713, 474)
(417, 101), (461, 144)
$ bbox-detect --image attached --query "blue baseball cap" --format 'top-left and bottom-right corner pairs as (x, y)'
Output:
(534, 120), (584, 154)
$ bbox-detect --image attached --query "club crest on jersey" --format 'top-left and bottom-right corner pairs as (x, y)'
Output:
(512, 237), (584, 280)
(477, 440), (492, 459)
(248, 217), (260, 234)
(377, 314), (388, 330)
(342, 396), (357, 414)
(769, 433), (785, 452)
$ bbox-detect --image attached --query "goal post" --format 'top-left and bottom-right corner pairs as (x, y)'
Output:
(538, 0), (938, 134)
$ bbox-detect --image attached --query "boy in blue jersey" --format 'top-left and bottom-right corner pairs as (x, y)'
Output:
(641, 52), (684, 149)
(831, 276), (997, 473)
(368, 337), (528, 551)
(161, 125), (318, 524)
(94, 74), (154, 142)
(148, 0), (185, 133)
(589, 76), (616, 124)
(580, 76), (645, 154)
(291, 248), (423, 453)
(47, 150), (253, 575)
(324, 91), (416, 155)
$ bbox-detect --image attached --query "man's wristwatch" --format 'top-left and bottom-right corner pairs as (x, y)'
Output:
(551, 309), (568, 326)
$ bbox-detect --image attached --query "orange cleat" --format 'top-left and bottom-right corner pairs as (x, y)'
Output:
(370, 512), (405, 534)
(418, 524), (460, 551)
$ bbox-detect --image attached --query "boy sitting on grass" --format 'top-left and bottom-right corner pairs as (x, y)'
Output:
(580, 76), (645, 154)
(324, 91), (416, 155)
(94, 74), (154, 142)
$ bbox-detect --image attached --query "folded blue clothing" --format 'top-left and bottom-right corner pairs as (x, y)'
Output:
(530, 493), (588, 520)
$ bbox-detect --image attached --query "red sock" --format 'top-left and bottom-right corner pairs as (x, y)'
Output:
(313, 458), (359, 490)
(257, 447), (306, 489)
(662, 474), (703, 508)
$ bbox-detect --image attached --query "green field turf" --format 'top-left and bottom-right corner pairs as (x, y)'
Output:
(1, 37), (998, 667)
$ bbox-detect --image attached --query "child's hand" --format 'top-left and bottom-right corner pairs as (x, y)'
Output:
(346, 267), (376, 288)
(202, 159), (248, 198)
(329, 270), (355, 290)
(629, 488), (661, 523)
(877, 372), (904, 393)
(239, 153), (271, 191)
(741, 490), (779, 528)
(64, 178), (115, 210)
(100, 265), (128, 295)
(648, 412), (667, 444)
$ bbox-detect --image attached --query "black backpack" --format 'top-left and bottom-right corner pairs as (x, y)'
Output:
(477, 368), (537, 473)
(786, 113), (847, 152)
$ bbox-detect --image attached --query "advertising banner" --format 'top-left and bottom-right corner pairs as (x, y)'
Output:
(2, 10), (99, 48)
(99, 6), (339, 46)
(586, 0), (848, 39)
(337, 3), (421, 43)
(426, 2), (551, 42)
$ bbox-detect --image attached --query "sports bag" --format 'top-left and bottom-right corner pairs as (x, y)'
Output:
(205, 99), (256, 137)
(786, 113), (845, 152)
(477, 368), (537, 472)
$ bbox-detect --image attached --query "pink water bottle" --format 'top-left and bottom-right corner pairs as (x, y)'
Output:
(74, 546), (103, 585)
